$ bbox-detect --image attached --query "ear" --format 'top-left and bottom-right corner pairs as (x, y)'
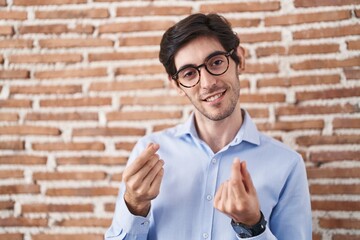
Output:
(168, 75), (186, 96)
(236, 46), (246, 71)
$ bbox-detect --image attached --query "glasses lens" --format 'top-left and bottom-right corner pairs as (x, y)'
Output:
(206, 54), (228, 75)
(178, 67), (199, 87)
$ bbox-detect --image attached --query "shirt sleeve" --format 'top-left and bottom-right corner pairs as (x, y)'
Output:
(235, 227), (277, 240)
(267, 155), (312, 239)
(105, 139), (152, 240)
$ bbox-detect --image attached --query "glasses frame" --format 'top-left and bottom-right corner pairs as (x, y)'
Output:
(171, 49), (235, 88)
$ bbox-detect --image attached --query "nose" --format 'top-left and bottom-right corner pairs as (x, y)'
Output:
(199, 67), (217, 89)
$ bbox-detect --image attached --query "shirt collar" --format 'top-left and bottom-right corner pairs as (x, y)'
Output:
(174, 109), (260, 146)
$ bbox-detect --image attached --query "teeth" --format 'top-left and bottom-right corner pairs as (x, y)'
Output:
(206, 93), (223, 102)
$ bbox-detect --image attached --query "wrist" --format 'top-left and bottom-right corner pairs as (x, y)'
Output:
(231, 211), (267, 238)
(124, 193), (150, 217)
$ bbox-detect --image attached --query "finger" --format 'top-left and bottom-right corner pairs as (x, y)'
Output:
(241, 161), (255, 194)
(142, 159), (165, 186)
(230, 159), (247, 197)
(148, 167), (164, 196)
(124, 143), (160, 179)
(214, 183), (224, 206)
(231, 158), (242, 182)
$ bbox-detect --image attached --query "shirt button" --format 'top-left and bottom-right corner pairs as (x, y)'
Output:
(206, 195), (213, 201)
(142, 221), (149, 225)
(202, 233), (209, 239)
(211, 158), (217, 164)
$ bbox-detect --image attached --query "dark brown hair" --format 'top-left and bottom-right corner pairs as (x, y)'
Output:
(159, 13), (240, 78)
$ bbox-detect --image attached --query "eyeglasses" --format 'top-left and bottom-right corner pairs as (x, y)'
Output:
(172, 49), (234, 88)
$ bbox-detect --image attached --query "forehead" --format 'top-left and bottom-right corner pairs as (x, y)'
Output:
(174, 36), (225, 69)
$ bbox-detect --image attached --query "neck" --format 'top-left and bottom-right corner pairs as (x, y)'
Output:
(194, 107), (243, 153)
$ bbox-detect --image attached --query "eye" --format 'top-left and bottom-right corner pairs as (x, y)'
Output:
(208, 55), (226, 68)
(180, 68), (198, 80)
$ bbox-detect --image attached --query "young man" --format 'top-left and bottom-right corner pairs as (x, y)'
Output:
(105, 13), (312, 239)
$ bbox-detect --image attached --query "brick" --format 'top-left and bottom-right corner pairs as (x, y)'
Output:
(312, 200), (360, 211)
(356, 9), (360, 18)
(307, 167), (360, 179)
(313, 233), (321, 240)
(0, 26), (13, 35)
(120, 95), (190, 106)
(311, 184), (360, 195)
(0, 70), (30, 79)
(55, 218), (111, 227)
(347, 40), (360, 50)
(0, 99), (32, 108)
(0, 10), (27, 20)
(35, 67), (107, 79)
(258, 74), (340, 88)
(153, 124), (176, 132)
(32, 234), (103, 240)
(119, 35), (162, 46)
(46, 187), (118, 196)
(257, 120), (324, 131)
(89, 50), (158, 61)
(256, 46), (285, 57)
(229, 18), (261, 28)
(240, 93), (285, 103)
(73, 127), (145, 137)
(240, 32), (281, 43)
(39, 97), (111, 107)
(333, 118), (360, 129)
(296, 87), (360, 102)
(115, 142), (136, 151)
(111, 173), (123, 181)
(0, 0), (6, 6)
(310, 151), (360, 162)
(0, 200), (15, 210)
(0, 140), (24, 150)
(36, 9), (109, 19)
(297, 134), (360, 146)
(69, 24), (94, 34)
(0, 125), (60, 136)
(344, 68), (360, 80)
(39, 38), (113, 48)
(9, 53), (82, 64)
(200, 2), (280, 13)
(0, 170), (23, 179)
(295, 0), (359, 7)
(288, 43), (339, 55)
(115, 64), (164, 75)
(333, 234), (360, 240)
(14, 0), (86, 5)
(32, 142), (105, 151)
(291, 57), (360, 70)
(0, 39), (33, 48)
(0, 184), (40, 194)
(107, 111), (182, 121)
(293, 24), (360, 39)
(25, 112), (98, 121)
(276, 103), (357, 116)
(265, 10), (351, 26)
(33, 171), (106, 180)
(246, 108), (269, 118)
(22, 204), (93, 213)
(89, 79), (163, 92)
(104, 203), (115, 212)
(99, 20), (175, 33)
(10, 85), (82, 95)
(57, 156), (127, 165)
(319, 218), (360, 229)
(117, 6), (191, 16)
(0, 217), (47, 227)
(244, 63), (279, 74)
(0, 112), (19, 121)
(0, 155), (47, 165)
(19, 24), (68, 34)
(0, 234), (23, 240)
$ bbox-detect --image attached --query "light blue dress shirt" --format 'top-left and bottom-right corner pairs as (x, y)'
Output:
(105, 109), (312, 240)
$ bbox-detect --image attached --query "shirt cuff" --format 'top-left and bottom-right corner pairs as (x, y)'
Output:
(117, 195), (151, 235)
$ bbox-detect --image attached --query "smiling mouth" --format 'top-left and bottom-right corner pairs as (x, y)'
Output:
(204, 90), (226, 102)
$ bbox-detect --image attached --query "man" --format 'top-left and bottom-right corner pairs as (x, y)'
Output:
(105, 13), (312, 239)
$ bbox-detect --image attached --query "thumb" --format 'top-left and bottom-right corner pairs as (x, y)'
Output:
(231, 158), (242, 181)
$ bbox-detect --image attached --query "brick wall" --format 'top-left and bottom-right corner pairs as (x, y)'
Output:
(0, 0), (359, 239)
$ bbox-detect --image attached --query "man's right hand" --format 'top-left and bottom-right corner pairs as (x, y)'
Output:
(122, 143), (164, 217)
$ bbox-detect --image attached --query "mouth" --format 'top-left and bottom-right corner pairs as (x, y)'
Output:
(203, 90), (226, 103)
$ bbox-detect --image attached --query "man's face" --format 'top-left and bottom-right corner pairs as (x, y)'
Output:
(173, 36), (241, 122)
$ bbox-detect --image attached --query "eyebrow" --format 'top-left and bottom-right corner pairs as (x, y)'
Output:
(176, 50), (227, 72)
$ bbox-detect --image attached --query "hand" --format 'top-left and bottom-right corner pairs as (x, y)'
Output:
(122, 143), (164, 217)
(214, 158), (261, 225)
